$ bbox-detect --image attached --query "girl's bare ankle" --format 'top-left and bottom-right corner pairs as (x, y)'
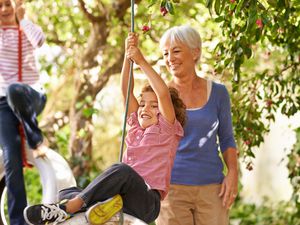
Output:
(66, 197), (84, 214)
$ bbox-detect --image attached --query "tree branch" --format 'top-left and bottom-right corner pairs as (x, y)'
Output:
(78, 0), (104, 22)
(94, 50), (125, 94)
(113, 0), (142, 20)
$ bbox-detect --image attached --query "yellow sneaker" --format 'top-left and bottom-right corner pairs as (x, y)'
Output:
(85, 195), (123, 225)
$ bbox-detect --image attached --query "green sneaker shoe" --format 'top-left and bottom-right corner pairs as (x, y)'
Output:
(85, 195), (123, 225)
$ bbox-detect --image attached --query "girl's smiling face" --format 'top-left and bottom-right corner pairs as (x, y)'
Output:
(0, 0), (17, 26)
(137, 91), (159, 129)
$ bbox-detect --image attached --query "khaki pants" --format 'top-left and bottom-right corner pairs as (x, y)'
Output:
(156, 184), (229, 225)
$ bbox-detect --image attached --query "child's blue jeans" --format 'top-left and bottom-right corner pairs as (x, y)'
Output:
(0, 83), (46, 225)
(59, 163), (161, 224)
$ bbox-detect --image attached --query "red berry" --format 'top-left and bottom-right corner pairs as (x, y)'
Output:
(244, 140), (251, 145)
(256, 19), (263, 29)
(266, 99), (272, 108)
(142, 25), (150, 33)
(160, 7), (168, 16)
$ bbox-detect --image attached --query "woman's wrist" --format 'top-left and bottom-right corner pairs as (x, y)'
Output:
(227, 168), (238, 176)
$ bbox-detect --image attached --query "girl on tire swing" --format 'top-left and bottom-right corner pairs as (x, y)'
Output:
(24, 33), (186, 225)
(0, 0), (47, 224)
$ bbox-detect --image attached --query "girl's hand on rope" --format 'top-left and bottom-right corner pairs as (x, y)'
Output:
(126, 32), (139, 50)
(15, 0), (26, 22)
(126, 46), (146, 66)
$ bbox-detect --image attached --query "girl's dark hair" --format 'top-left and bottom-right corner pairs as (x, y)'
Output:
(141, 84), (186, 127)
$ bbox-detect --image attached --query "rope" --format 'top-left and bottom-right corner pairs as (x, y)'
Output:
(18, 27), (22, 82)
(119, 0), (135, 163)
(19, 125), (32, 168)
(118, 1), (135, 225)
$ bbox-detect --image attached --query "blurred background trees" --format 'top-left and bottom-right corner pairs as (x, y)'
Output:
(23, 0), (299, 223)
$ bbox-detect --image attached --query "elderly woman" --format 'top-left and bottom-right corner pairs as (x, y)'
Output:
(156, 25), (238, 225)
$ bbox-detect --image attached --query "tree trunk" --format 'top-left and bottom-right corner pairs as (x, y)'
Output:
(67, 0), (141, 176)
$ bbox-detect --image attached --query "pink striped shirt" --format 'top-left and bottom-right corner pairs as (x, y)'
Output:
(0, 19), (45, 96)
(123, 112), (184, 200)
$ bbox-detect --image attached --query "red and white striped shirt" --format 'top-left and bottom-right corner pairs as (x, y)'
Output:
(0, 19), (45, 96)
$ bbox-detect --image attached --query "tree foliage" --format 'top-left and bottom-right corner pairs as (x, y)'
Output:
(24, 0), (299, 180)
(204, 0), (300, 167)
(147, 0), (299, 165)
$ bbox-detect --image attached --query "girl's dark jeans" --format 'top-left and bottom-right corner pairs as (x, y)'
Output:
(0, 83), (46, 225)
(59, 163), (161, 224)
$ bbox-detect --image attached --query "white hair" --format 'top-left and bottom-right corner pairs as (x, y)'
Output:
(159, 25), (202, 53)
(159, 25), (202, 63)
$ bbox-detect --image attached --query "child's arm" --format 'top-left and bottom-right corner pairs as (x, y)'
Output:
(16, 0), (45, 48)
(126, 34), (175, 124)
(120, 34), (139, 115)
(15, 0), (25, 22)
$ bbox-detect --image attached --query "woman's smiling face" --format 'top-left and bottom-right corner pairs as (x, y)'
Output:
(161, 40), (199, 78)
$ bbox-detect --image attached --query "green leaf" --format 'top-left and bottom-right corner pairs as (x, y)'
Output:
(215, 0), (221, 15)
(266, 113), (275, 122)
(224, 58), (232, 67)
(278, 0), (286, 8)
(240, 24), (247, 32)
(85, 95), (93, 103)
(161, 0), (167, 7)
(267, 0), (277, 7)
(205, 0), (213, 9)
(147, 0), (157, 8)
(215, 16), (224, 22)
(166, 1), (175, 14)
(247, 150), (255, 158)
(255, 28), (262, 41)
(236, 0), (245, 14)
(148, 2), (156, 8)
(247, 9), (257, 33)
(220, 0), (226, 14)
(82, 108), (98, 118)
(257, 92), (262, 100)
(244, 47), (252, 58)
(281, 104), (287, 114)
(75, 101), (84, 109)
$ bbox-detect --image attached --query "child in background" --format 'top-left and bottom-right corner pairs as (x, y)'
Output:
(23, 33), (186, 225)
(0, 0), (46, 224)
